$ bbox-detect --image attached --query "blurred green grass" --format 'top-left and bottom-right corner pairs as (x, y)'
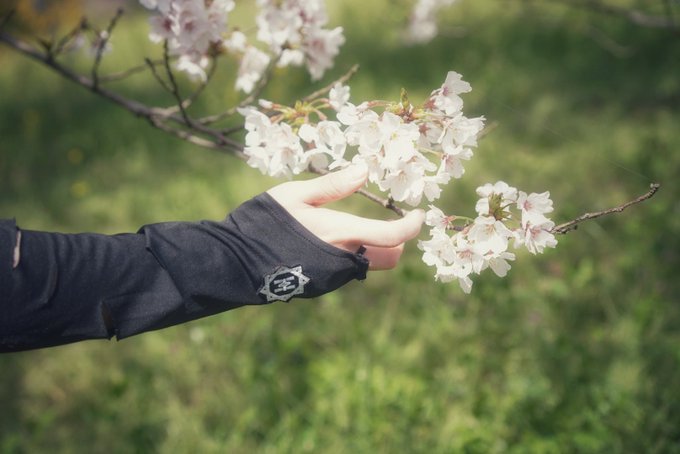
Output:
(1, 0), (680, 452)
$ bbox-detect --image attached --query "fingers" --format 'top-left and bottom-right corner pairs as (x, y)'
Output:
(331, 209), (425, 248)
(363, 244), (405, 270)
(268, 164), (368, 207)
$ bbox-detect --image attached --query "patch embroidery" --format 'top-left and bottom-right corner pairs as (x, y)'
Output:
(259, 265), (310, 302)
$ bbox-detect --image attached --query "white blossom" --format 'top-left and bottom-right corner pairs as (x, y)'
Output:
(235, 46), (271, 93)
(516, 216), (558, 254)
(475, 181), (519, 217)
(238, 69), (556, 292)
(517, 190), (554, 224)
(467, 215), (513, 255)
(430, 71), (471, 116)
(485, 251), (516, 277)
(255, 0), (344, 81)
(142, 0), (235, 80)
(239, 107), (307, 178)
(329, 83), (351, 111)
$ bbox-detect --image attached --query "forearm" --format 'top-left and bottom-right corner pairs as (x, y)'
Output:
(1, 223), (184, 352)
(0, 193), (369, 352)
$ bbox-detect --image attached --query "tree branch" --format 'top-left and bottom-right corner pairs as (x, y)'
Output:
(0, 30), (244, 155)
(91, 8), (124, 89)
(0, 25), (662, 234)
(551, 183), (661, 234)
(99, 58), (166, 83)
(197, 54), (281, 126)
(308, 164), (407, 217)
(302, 64), (360, 103)
(53, 17), (87, 56)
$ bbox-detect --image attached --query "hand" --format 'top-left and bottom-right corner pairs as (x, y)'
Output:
(267, 165), (425, 270)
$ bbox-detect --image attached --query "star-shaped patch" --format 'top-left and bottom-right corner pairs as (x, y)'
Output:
(258, 265), (310, 303)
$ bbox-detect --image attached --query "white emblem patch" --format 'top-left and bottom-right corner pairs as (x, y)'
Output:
(258, 265), (310, 302)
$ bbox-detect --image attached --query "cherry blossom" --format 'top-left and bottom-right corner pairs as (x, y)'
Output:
(238, 69), (556, 292)
(141, 0), (235, 81)
(256, 0), (345, 81)
(419, 180), (556, 292)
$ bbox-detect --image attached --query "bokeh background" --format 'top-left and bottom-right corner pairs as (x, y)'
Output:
(1, 0), (679, 452)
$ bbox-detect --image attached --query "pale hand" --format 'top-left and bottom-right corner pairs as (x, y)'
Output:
(267, 165), (425, 270)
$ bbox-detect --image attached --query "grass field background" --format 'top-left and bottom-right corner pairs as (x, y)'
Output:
(1, 0), (679, 452)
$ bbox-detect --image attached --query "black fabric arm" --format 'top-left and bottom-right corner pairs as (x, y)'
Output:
(0, 193), (368, 352)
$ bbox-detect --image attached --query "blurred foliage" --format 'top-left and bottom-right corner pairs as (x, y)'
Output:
(1, 0), (679, 452)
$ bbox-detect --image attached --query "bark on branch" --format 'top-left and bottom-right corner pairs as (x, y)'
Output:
(551, 183), (661, 234)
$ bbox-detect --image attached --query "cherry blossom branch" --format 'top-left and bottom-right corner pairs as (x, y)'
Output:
(302, 64), (359, 102)
(1, 20), (660, 235)
(0, 30), (244, 155)
(100, 59), (167, 83)
(551, 183), (661, 234)
(161, 60), (217, 114)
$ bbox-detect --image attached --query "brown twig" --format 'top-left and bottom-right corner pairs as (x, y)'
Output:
(100, 58), (166, 83)
(551, 183), (661, 234)
(161, 40), (191, 123)
(147, 116), (226, 151)
(92, 8), (124, 89)
(145, 57), (172, 92)
(160, 59), (218, 115)
(0, 30), (244, 154)
(53, 17), (87, 55)
(198, 53), (282, 126)
(308, 164), (407, 217)
(302, 64), (360, 103)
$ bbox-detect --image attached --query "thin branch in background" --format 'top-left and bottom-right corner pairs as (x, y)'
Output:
(302, 64), (360, 102)
(221, 124), (246, 136)
(162, 39), (191, 124)
(582, 23), (633, 57)
(551, 183), (661, 234)
(145, 57), (172, 92)
(147, 117), (225, 151)
(99, 58), (166, 83)
(0, 30), (244, 154)
(198, 54), (282, 126)
(160, 59), (218, 116)
(91, 7), (124, 89)
(53, 17), (87, 56)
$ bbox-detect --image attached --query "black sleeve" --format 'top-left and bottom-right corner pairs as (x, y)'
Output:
(0, 193), (368, 352)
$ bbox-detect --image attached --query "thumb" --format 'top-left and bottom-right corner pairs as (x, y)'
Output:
(298, 164), (369, 206)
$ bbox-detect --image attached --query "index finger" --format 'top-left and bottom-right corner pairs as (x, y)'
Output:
(324, 209), (425, 248)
